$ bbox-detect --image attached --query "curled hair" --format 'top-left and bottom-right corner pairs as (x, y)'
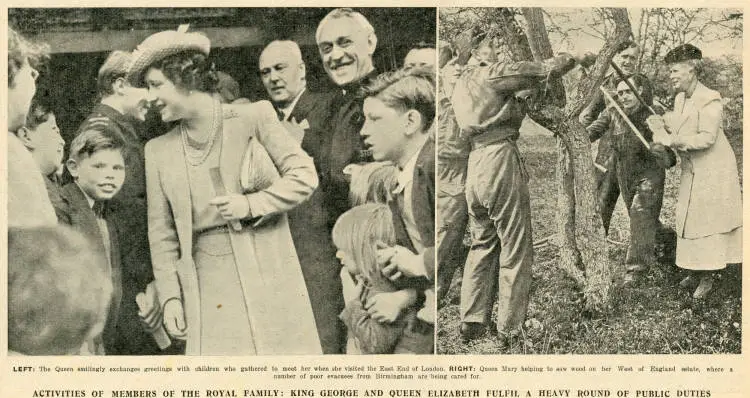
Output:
(617, 73), (654, 107)
(8, 226), (112, 355)
(150, 50), (219, 93)
(24, 98), (54, 131)
(685, 58), (703, 76)
(348, 162), (399, 206)
(68, 125), (125, 163)
(8, 27), (49, 86)
(332, 203), (396, 283)
(361, 66), (436, 131)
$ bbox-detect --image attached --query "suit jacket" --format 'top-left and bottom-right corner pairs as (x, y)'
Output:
(390, 139), (436, 284)
(282, 89), (337, 175)
(667, 82), (742, 238)
(145, 100), (321, 355)
(277, 89), (345, 354)
(56, 184), (124, 354)
(325, 71), (378, 225)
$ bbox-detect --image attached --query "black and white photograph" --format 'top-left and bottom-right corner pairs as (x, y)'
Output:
(7, 7), (437, 356)
(436, 7), (743, 354)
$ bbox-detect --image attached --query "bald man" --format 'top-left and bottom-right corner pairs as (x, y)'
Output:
(259, 40), (344, 354)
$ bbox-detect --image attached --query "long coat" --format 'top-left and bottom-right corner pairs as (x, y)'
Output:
(145, 100), (322, 355)
(667, 82), (742, 239)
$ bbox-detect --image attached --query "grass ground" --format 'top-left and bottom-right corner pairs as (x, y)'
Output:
(437, 121), (743, 354)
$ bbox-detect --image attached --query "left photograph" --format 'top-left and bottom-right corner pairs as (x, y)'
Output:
(7, 7), (437, 356)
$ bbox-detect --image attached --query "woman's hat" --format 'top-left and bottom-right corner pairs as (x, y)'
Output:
(127, 25), (210, 88)
(664, 44), (702, 64)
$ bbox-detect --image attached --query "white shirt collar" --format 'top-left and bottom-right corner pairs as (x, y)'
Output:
(393, 145), (422, 194)
(75, 183), (96, 209)
(278, 87), (306, 120)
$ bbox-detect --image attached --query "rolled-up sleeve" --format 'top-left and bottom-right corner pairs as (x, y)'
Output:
(486, 53), (577, 93)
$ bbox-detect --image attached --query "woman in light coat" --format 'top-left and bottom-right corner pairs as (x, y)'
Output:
(129, 28), (321, 355)
(647, 44), (742, 299)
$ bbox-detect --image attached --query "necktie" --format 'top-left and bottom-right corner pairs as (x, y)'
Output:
(92, 201), (106, 218)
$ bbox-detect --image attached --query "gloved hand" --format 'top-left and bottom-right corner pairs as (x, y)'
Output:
(650, 143), (677, 169)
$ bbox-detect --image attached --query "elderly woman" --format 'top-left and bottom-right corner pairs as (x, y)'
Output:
(128, 28), (321, 355)
(647, 44), (742, 299)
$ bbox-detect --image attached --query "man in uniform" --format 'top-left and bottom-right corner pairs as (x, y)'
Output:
(452, 51), (589, 343)
(258, 39), (344, 354)
(316, 8), (377, 225)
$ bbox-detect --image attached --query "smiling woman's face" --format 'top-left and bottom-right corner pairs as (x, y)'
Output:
(669, 62), (697, 93)
(144, 68), (190, 122)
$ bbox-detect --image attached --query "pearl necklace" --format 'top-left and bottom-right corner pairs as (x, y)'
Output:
(181, 99), (221, 166)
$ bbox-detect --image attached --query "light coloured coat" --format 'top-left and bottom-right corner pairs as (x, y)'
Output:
(145, 100), (321, 355)
(667, 82), (742, 239)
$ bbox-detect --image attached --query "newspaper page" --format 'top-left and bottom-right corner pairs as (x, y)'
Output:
(2, 2), (747, 398)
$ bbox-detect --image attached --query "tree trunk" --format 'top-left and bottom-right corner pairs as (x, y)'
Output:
(517, 8), (632, 313)
(560, 8), (633, 313)
(496, 8), (534, 62)
(520, 8), (585, 284)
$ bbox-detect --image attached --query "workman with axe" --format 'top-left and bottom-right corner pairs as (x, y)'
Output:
(446, 36), (593, 343)
(587, 74), (676, 284)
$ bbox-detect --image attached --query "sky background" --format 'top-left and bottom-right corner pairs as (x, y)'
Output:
(543, 8), (742, 59)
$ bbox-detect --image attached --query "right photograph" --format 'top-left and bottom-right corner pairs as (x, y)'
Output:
(436, 7), (743, 354)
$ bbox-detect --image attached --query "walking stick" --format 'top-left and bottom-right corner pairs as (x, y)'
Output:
(599, 86), (651, 149)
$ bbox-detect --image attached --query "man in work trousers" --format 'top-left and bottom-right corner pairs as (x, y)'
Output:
(450, 52), (588, 344)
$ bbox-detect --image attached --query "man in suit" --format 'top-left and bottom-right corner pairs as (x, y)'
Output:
(316, 8), (379, 225)
(259, 40), (344, 354)
(359, 67), (436, 353)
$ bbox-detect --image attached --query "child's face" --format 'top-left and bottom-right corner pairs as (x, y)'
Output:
(336, 250), (358, 276)
(25, 114), (64, 176)
(69, 149), (125, 201)
(360, 97), (410, 164)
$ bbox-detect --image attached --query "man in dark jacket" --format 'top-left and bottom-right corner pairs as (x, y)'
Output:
(316, 8), (378, 226)
(259, 39), (344, 354)
(579, 41), (640, 233)
(587, 74), (676, 283)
